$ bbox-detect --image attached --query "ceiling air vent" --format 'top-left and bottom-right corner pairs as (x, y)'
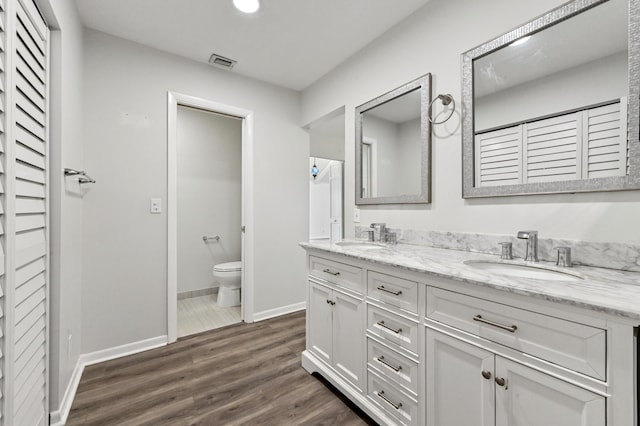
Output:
(209, 54), (237, 70)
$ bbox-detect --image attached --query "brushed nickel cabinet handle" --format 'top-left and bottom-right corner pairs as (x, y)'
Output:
(473, 315), (518, 333)
(481, 370), (492, 380)
(376, 356), (402, 372)
(377, 321), (402, 334)
(377, 390), (403, 410)
(323, 268), (340, 276)
(495, 377), (507, 388)
(326, 299), (335, 305)
(377, 285), (402, 296)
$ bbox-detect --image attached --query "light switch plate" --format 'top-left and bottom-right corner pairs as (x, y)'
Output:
(151, 198), (162, 214)
(353, 207), (360, 223)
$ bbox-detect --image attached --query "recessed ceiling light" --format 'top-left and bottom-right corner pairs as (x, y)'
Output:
(510, 36), (531, 47)
(233, 0), (260, 13)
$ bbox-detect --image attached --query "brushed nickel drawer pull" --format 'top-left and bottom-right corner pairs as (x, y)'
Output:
(377, 321), (402, 334)
(376, 355), (402, 372)
(473, 315), (518, 333)
(377, 390), (403, 410)
(323, 268), (340, 276)
(377, 285), (402, 296)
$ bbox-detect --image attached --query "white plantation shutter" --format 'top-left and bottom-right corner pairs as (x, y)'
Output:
(5, 0), (48, 424)
(475, 101), (628, 187)
(474, 126), (522, 187)
(583, 100), (627, 178)
(524, 112), (581, 183)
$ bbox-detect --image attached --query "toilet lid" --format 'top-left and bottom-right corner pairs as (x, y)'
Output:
(214, 261), (242, 272)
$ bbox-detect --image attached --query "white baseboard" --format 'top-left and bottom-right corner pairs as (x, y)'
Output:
(49, 357), (84, 426)
(78, 335), (167, 367)
(49, 335), (168, 425)
(253, 301), (306, 322)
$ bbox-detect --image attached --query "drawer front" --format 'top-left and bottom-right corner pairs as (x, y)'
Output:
(309, 255), (363, 293)
(368, 305), (419, 355)
(368, 271), (418, 314)
(367, 338), (419, 396)
(426, 286), (606, 380)
(368, 370), (418, 426)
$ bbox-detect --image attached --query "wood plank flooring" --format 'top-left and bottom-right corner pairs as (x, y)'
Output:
(67, 311), (377, 425)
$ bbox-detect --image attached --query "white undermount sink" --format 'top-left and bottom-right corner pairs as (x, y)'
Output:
(334, 240), (387, 250)
(464, 260), (584, 281)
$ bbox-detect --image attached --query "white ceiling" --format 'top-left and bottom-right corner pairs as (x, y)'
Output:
(75, 0), (431, 91)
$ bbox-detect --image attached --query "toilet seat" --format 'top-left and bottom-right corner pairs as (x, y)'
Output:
(213, 261), (242, 273)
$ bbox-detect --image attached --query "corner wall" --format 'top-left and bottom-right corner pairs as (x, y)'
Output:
(39, 0), (85, 416)
(301, 0), (640, 245)
(81, 30), (308, 353)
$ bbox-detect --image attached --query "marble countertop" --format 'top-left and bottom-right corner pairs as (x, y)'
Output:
(300, 240), (640, 321)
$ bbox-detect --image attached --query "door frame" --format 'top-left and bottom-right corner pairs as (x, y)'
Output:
(167, 91), (254, 343)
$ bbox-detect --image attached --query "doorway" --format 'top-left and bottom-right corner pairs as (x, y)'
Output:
(167, 92), (255, 343)
(175, 105), (242, 337)
(306, 107), (346, 242)
(309, 158), (343, 241)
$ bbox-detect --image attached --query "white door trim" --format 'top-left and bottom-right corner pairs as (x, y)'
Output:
(167, 91), (254, 343)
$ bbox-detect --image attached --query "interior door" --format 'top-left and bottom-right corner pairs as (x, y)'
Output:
(7, 0), (50, 423)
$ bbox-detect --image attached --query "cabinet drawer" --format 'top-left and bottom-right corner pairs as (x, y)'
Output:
(309, 255), (363, 293)
(426, 286), (606, 380)
(368, 338), (418, 396)
(368, 271), (418, 314)
(368, 370), (418, 426)
(368, 305), (419, 355)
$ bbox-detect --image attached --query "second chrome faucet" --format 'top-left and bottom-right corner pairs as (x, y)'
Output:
(517, 230), (539, 262)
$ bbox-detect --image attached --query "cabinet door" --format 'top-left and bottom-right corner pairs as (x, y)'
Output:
(426, 329), (495, 426)
(495, 357), (605, 426)
(309, 281), (333, 365)
(333, 290), (364, 390)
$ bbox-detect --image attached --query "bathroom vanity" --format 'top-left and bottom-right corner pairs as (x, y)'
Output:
(300, 240), (640, 426)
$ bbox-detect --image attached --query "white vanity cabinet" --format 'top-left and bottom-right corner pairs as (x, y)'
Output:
(308, 280), (365, 390)
(301, 246), (638, 426)
(306, 255), (365, 392)
(426, 329), (605, 426)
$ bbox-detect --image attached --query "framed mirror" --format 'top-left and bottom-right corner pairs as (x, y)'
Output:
(462, 0), (639, 198)
(355, 73), (432, 205)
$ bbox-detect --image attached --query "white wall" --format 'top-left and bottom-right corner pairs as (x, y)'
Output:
(82, 29), (308, 353)
(39, 0), (85, 414)
(476, 52), (628, 131)
(177, 107), (242, 293)
(301, 0), (640, 245)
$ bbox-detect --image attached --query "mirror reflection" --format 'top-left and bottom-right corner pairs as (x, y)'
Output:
(462, 0), (640, 197)
(356, 74), (432, 204)
(361, 88), (421, 198)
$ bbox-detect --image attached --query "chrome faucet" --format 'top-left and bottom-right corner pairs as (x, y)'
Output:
(517, 230), (539, 262)
(370, 223), (386, 242)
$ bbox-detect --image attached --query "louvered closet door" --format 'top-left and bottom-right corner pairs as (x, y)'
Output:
(0, 0), (6, 422)
(8, 0), (48, 424)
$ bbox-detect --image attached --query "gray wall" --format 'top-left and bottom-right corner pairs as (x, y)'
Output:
(81, 29), (308, 353)
(301, 0), (640, 244)
(41, 0), (85, 414)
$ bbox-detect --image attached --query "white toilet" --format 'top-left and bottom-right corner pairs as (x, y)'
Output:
(213, 261), (242, 307)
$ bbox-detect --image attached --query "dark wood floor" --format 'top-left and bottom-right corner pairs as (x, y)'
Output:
(67, 311), (377, 425)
